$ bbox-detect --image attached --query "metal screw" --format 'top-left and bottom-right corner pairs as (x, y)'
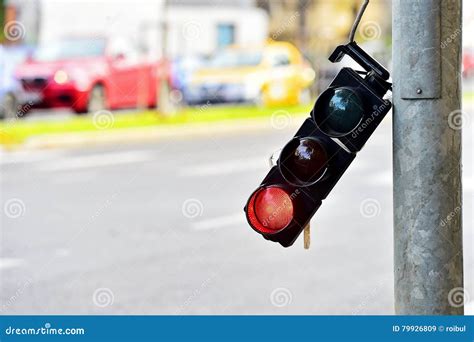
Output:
(416, 88), (422, 94)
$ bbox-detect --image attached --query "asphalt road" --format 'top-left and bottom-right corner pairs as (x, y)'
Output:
(1, 114), (473, 315)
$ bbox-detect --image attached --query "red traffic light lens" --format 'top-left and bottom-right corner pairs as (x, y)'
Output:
(312, 87), (364, 137)
(279, 137), (328, 186)
(246, 186), (294, 234)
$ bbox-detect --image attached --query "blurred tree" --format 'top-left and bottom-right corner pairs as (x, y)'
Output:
(256, 0), (391, 97)
(1, 0), (6, 43)
(257, 0), (391, 53)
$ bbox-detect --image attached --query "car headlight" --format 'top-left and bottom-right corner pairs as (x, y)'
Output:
(54, 70), (69, 84)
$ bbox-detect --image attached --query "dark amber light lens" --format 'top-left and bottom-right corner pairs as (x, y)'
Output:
(279, 137), (328, 186)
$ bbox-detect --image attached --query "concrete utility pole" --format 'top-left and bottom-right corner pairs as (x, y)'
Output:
(392, 0), (463, 314)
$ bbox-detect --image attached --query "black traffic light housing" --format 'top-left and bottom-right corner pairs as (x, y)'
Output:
(244, 42), (392, 247)
(312, 67), (391, 153)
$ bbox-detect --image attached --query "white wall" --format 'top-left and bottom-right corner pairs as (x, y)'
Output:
(38, 0), (268, 58)
(165, 6), (268, 57)
(40, 0), (163, 43)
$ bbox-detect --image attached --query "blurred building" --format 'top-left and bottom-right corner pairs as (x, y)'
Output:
(3, 0), (269, 58)
(160, 0), (269, 57)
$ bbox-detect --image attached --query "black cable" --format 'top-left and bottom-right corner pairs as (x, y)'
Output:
(349, 0), (370, 42)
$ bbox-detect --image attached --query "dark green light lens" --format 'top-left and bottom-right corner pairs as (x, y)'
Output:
(314, 87), (365, 136)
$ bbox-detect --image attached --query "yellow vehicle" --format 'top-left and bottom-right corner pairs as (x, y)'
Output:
(184, 41), (315, 107)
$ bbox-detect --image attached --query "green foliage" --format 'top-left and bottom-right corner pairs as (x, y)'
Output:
(0, 104), (312, 146)
(0, 0), (5, 43)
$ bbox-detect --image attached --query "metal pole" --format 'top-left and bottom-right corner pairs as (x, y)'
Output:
(157, 0), (171, 114)
(392, 0), (463, 314)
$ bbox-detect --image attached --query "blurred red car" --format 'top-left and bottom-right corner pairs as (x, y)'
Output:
(463, 48), (474, 78)
(15, 37), (167, 113)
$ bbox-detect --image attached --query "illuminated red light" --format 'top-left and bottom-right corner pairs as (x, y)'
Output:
(246, 186), (294, 234)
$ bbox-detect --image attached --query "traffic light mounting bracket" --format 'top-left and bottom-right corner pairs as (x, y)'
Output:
(329, 41), (390, 82)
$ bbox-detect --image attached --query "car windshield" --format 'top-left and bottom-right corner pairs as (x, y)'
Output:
(207, 50), (262, 68)
(33, 38), (105, 61)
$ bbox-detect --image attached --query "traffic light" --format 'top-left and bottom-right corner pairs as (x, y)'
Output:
(244, 42), (392, 247)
